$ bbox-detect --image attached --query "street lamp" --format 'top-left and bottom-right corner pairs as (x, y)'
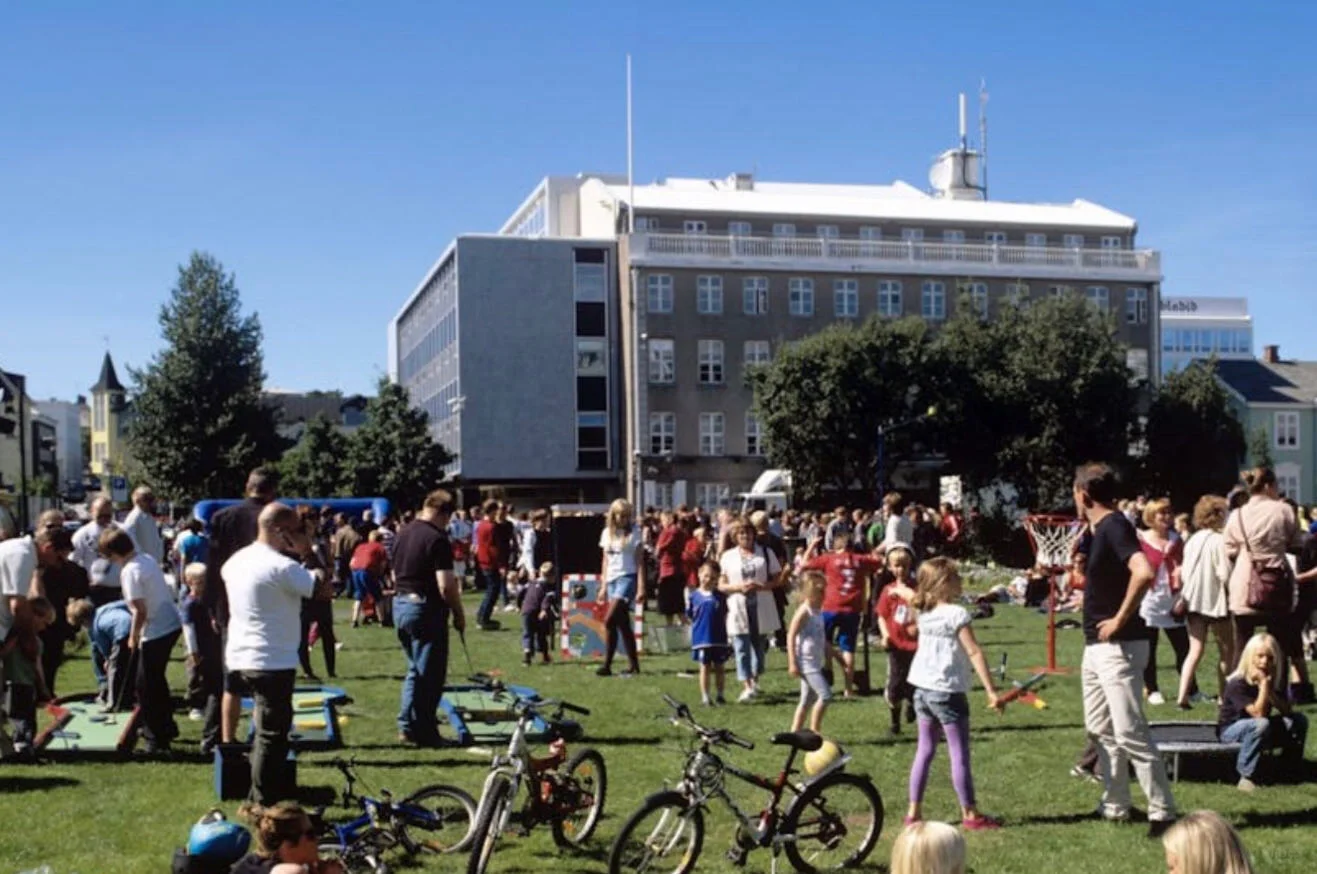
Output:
(875, 403), (937, 502)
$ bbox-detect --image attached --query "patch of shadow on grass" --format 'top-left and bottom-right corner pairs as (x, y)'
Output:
(1236, 807), (1317, 829)
(293, 785), (339, 807)
(974, 722), (1084, 734)
(0, 775), (80, 793)
(337, 673), (404, 681)
(1015, 810), (1142, 826)
(312, 757), (484, 770)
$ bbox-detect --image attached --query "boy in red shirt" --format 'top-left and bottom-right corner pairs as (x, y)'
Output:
(349, 530), (390, 628)
(802, 529), (883, 698)
(875, 544), (918, 734)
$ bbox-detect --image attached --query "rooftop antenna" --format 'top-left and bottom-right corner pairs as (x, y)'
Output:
(626, 54), (634, 233)
(979, 78), (989, 200)
(958, 92), (968, 151)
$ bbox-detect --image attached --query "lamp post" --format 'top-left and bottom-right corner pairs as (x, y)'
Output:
(875, 403), (938, 505)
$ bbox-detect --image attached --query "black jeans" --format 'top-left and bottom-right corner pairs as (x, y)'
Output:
(89, 586), (122, 608)
(1144, 626), (1195, 696)
(231, 668), (296, 804)
(39, 626), (65, 696)
(299, 598), (337, 678)
(137, 630), (181, 747)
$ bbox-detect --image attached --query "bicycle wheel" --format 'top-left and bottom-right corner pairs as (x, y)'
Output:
(781, 772), (883, 873)
(319, 840), (390, 874)
(607, 791), (704, 874)
(467, 774), (516, 874)
(551, 747), (608, 848)
(397, 783), (478, 854)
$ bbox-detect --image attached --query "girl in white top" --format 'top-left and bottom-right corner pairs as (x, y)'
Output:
(718, 520), (785, 701)
(787, 570), (831, 734)
(596, 499), (645, 677)
(906, 557), (1002, 831)
(1176, 495), (1237, 709)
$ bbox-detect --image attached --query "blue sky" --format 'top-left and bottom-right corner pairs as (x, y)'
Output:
(4, 1), (1314, 400)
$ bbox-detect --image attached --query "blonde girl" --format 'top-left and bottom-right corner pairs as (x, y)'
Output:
(787, 571), (831, 734)
(1162, 810), (1254, 874)
(890, 821), (965, 874)
(597, 499), (645, 676)
(1216, 633), (1307, 790)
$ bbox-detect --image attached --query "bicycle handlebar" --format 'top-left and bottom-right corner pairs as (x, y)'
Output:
(559, 701), (590, 716)
(662, 694), (754, 750)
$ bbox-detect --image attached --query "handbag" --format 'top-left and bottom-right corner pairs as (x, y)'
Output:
(1239, 506), (1295, 614)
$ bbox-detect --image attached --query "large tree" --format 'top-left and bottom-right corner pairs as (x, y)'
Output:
(1141, 359), (1246, 510)
(127, 252), (284, 499)
(345, 377), (454, 513)
(278, 414), (351, 498)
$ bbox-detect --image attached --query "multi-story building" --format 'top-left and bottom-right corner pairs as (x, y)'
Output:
(1217, 346), (1317, 503)
(33, 396), (87, 489)
(264, 390), (369, 442)
(1159, 296), (1253, 377)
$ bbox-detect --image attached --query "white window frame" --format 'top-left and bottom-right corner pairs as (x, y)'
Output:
(877, 280), (902, 317)
(696, 275), (724, 315)
(1126, 287), (1148, 324)
(1277, 464), (1302, 502)
(984, 230), (1007, 244)
(728, 220), (752, 237)
(816, 224), (840, 239)
(698, 339), (725, 385)
(943, 229), (965, 243)
(742, 276), (768, 315)
(745, 413), (764, 457)
(1101, 235), (1124, 249)
(921, 280), (946, 321)
(1086, 286), (1110, 311)
(743, 340), (771, 371)
(788, 278), (814, 317)
(1026, 232), (1047, 247)
(695, 482), (731, 509)
(683, 219), (708, 235)
(859, 226), (882, 240)
(649, 412), (675, 456)
(1063, 233), (1084, 248)
(1049, 284), (1073, 298)
(648, 338), (675, 384)
(652, 482), (674, 510)
(635, 216), (659, 231)
(646, 274), (673, 313)
(833, 279), (859, 318)
(1006, 283), (1029, 306)
(901, 228), (924, 242)
(773, 223), (797, 238)
(964, 281), (989, 319)
(699, 413), (725, 457)
(1275, 411), (1300, 450)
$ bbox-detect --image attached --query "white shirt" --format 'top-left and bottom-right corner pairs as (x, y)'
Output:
(908, 603), (973, 694)
(223, 542), (315, 671)
(0, 537), (35, 642)
(123, 506), (165, 564)
(120, 553), (182, 642)
(599, 528), (642, 582)
(719, 546), (783, 637)
(884, 514), (914, 551)
(72, 521), (123, 588)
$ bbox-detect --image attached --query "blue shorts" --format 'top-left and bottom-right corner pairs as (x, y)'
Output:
(692, 645), (730, 665)
(351, 569), (381, 602)
(822, 611), (860, 654)
(607, 574), (637, 606)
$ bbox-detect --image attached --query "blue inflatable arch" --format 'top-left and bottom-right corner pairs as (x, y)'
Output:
(192, 497), (392, 529)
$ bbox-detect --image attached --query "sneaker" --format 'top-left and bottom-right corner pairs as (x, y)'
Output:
(502, 605), (518, 613)
(595, 666), (613, 677)
(1176, 701), (1192, 711)
(1148, 819), (1176, 839)
(1237, 777), (1257, 793)
(737, 689), (755, 703)
(522, 652), (532, 667)
(1147, 691), (1166, 706)
(1092, 804), (1131, 823)
(715, 695), (726, 705)
(701, 694), (713, 706)
(962, 814), (1002, 831)
(902, 815), (922, 827)
(188, 708), (204, 721)
(541, 654), (552, 665)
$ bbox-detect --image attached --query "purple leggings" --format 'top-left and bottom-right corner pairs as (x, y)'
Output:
(908, 716), (976, 807)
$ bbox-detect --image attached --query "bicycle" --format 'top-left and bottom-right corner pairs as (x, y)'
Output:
(465, 673), (608, 874)
(608, 694), (884, 874)
(315, 756), (477, 873)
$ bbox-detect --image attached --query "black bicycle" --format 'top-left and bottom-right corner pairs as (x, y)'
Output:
(608, 695), (883, 874)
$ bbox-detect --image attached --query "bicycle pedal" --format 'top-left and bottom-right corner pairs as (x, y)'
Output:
(725, 846), (748, 867)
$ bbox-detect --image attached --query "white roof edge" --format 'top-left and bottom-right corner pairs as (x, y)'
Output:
(497, 177), (552, 235)
(392, 238), (459, 327)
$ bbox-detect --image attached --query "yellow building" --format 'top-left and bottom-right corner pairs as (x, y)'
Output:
(89, 352), (130, 477)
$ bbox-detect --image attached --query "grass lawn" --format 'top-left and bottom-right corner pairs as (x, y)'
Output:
(3, 592), (1317, 873)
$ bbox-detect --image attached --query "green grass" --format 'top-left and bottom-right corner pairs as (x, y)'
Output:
(3, 594), (1317, 873)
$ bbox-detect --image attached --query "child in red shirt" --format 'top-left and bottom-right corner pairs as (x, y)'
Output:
(802, 534), (883, 698)
(876, 544), (918, 734)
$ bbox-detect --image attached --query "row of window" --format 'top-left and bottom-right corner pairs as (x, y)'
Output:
(1275, 412), (1300, 451)
(1161, 328), (1252, 355)
(646, 483), (733, 511)
(638, 217), (1128, 249)
(574, 249), (610, 470)
(649, 411), (762, 457)
(647, 339), (771, 385)
(400, 309), (457, 384)
(646, 274), (1150, 323)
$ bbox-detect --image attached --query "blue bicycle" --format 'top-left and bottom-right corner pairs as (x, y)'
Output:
(316, 757), (477, 874)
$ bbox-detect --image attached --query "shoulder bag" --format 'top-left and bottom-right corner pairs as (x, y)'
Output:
(1240, 506), (1295, 614)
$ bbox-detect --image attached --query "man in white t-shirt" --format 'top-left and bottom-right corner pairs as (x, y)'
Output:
(122, 486), (164, 565)
(882, 493), (914, 553)
(73, 498), (124, 605)
(222, 503), (315, 804)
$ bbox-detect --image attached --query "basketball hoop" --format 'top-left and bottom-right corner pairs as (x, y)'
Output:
(1022, 514), (1083, 674)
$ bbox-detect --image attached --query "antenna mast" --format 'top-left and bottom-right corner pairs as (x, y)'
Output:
(979, 78), (989, 200)
(626, 54), (635, 233)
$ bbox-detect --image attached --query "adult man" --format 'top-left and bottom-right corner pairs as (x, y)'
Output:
(330, 513), (363, 595)
(35, 525), (88, 694)
(824, 506), (850, 551)
(73, 497), (123, 606)
(494, 503), (518, 613)
(391, 489), (464, 746)
(473, 499), (504, 629)
(1074, 462), (1176, 836)
(222, 503), (315, 804)
(123, 485), (164, 564)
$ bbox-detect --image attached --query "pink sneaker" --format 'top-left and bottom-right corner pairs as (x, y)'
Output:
(902, 815), (922, 827)
(962, 814), (1003, 831)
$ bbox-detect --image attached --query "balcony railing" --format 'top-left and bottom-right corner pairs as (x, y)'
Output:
(629, 232), (1161, 280)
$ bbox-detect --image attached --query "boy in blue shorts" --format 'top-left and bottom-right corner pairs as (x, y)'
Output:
(688, 561), (729, 706)
(802, 531), (883, 698)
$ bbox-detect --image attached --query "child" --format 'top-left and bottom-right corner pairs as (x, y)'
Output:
(787, 571), (831, 734)
(890, 821), (966, 874)
(66, 597), (134, 709)
(876, 545), (918, 735)
(687, 561), (729, 706)
(1216, 632), (1308, 792)
(1161, 810), (1254, 874)
(2, 597), (55, 754)
(349, 530), (388, 628)
(906, 557), (1002, 830)
(180, 563), (223, 744)
(519, 562), (557, 666)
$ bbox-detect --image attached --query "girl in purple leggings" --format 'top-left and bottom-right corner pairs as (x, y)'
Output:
(905, 557), (1004, 830)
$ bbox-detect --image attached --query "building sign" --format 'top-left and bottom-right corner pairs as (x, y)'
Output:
(1160, 297), (1249, 318)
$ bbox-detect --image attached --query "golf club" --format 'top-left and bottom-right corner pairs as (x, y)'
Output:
(458, 628), (475, 676)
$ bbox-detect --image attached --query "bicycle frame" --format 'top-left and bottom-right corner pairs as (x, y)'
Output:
(477, 701), (568, 830)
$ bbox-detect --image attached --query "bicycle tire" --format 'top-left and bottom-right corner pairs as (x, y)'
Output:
(781, 772), (883, 874)
(551, 747), (608, 848)
(467, 773), (516, 874)
(607, 791), (704, 874)
(397, 783), (478, 854)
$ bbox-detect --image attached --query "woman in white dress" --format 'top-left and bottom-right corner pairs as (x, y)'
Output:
(1175, 495), (1236, 708)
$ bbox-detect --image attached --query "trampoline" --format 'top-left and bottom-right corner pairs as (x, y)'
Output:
(440, 683), (581, 747)
(1150, 721), (1242, 782)
(36, 694), (142, 757)
(240, 685), (351, 750)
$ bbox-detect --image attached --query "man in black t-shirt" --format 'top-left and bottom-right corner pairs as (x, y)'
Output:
(391, 488), (464, 747)
(1074, 462), (1177, 835)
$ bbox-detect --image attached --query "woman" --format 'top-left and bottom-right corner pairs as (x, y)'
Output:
(1139, 499), (1192, 705)
(1225, 467), (1311, 702)
(718, 520), (786, 701)
(232, 802), (344, 873)
(1176, 495), (1236, 709)
(654, 511), (689, 626)
(297, 507), (336, 682)
(1216, 633), (1307, 792)
(596, 499), (645, 677)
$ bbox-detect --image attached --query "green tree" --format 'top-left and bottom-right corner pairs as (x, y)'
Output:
(1247, 426), (1275, 470)
(127, 252), (285, 499)
(278, 414), (351, 498)
(1141, 358), (1246, 510)
(346, 377), (454, 512)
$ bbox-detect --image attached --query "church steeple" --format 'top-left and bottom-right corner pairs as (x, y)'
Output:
(91, 352), (125, 394)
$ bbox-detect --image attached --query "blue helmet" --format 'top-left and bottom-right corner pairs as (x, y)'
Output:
(187, 817), (250, 861)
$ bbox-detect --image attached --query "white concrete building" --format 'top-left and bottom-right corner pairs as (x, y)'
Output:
(1159, 296), (1253, 376)
(33, 397), (86, 488)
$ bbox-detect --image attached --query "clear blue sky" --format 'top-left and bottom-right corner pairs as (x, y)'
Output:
(4, 1), (1314, 401)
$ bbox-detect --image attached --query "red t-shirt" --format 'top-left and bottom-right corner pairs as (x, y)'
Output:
(876, 583), (918, 652)
(474, 519), (500, 570)
(682, 537), (706, 588)
(350, 541), (388, 574)
(803, 551), (883, 613)
(655, 524), (689, 579)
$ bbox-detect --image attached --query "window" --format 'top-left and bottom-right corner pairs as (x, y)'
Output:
(1101, 236), (1123, 249)
(744, 340), (771, 370)
(984, 230), (1007, 244)
(877, 280), (902, 317)
(961, 281), (988, 319)
(1086, 286), (1110, 311)
(697, 275), (724, 314)
(698, 340), (725, 385)
(773, 223), (796, 238)
(834, 279), (859, 318)
(646, 274), (673, 313)
(573, 249), (607, 301)
(576, 302), (605, 336)
(1006, 283), (1030, 306)
(943, 229), (965, 243)
(651, 482), (674, 510)
(699, 413), (725, 456)
(577, 412), (608, 470)
(649, 412), (675, 455)
(729, 221), (752, 237)
(1277, 464), (1302, 502)
(684, 220), (707, 235)
(921, 280), (946, 320)
(648, 339), (675, 384)
(742, 277), (769, 315)
(576, 339), (606, 376)
(93, 396), (105, 431)
(789, 278), (814, 316)
(1049, 284), (1073, 297)
(859, 226), (882, 240)
(577, 376), (607, 411)
(635, 216), (659, 231)
(1026, 233), (1047, 247)
(745, 413), (764, 456)
(695, 482), (731, 509)
(1063, 233), (1084, 248)
(901, 228), (924, 242)
(1126, 287), (1148, 324)
(817, 225), (840, 239)
(1275, 411), (1300, 449)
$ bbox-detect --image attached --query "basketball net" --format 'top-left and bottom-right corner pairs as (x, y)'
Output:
(1022, 514), (1082, 674)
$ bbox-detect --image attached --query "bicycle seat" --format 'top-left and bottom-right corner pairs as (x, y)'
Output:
(770, 731), (823, 752)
